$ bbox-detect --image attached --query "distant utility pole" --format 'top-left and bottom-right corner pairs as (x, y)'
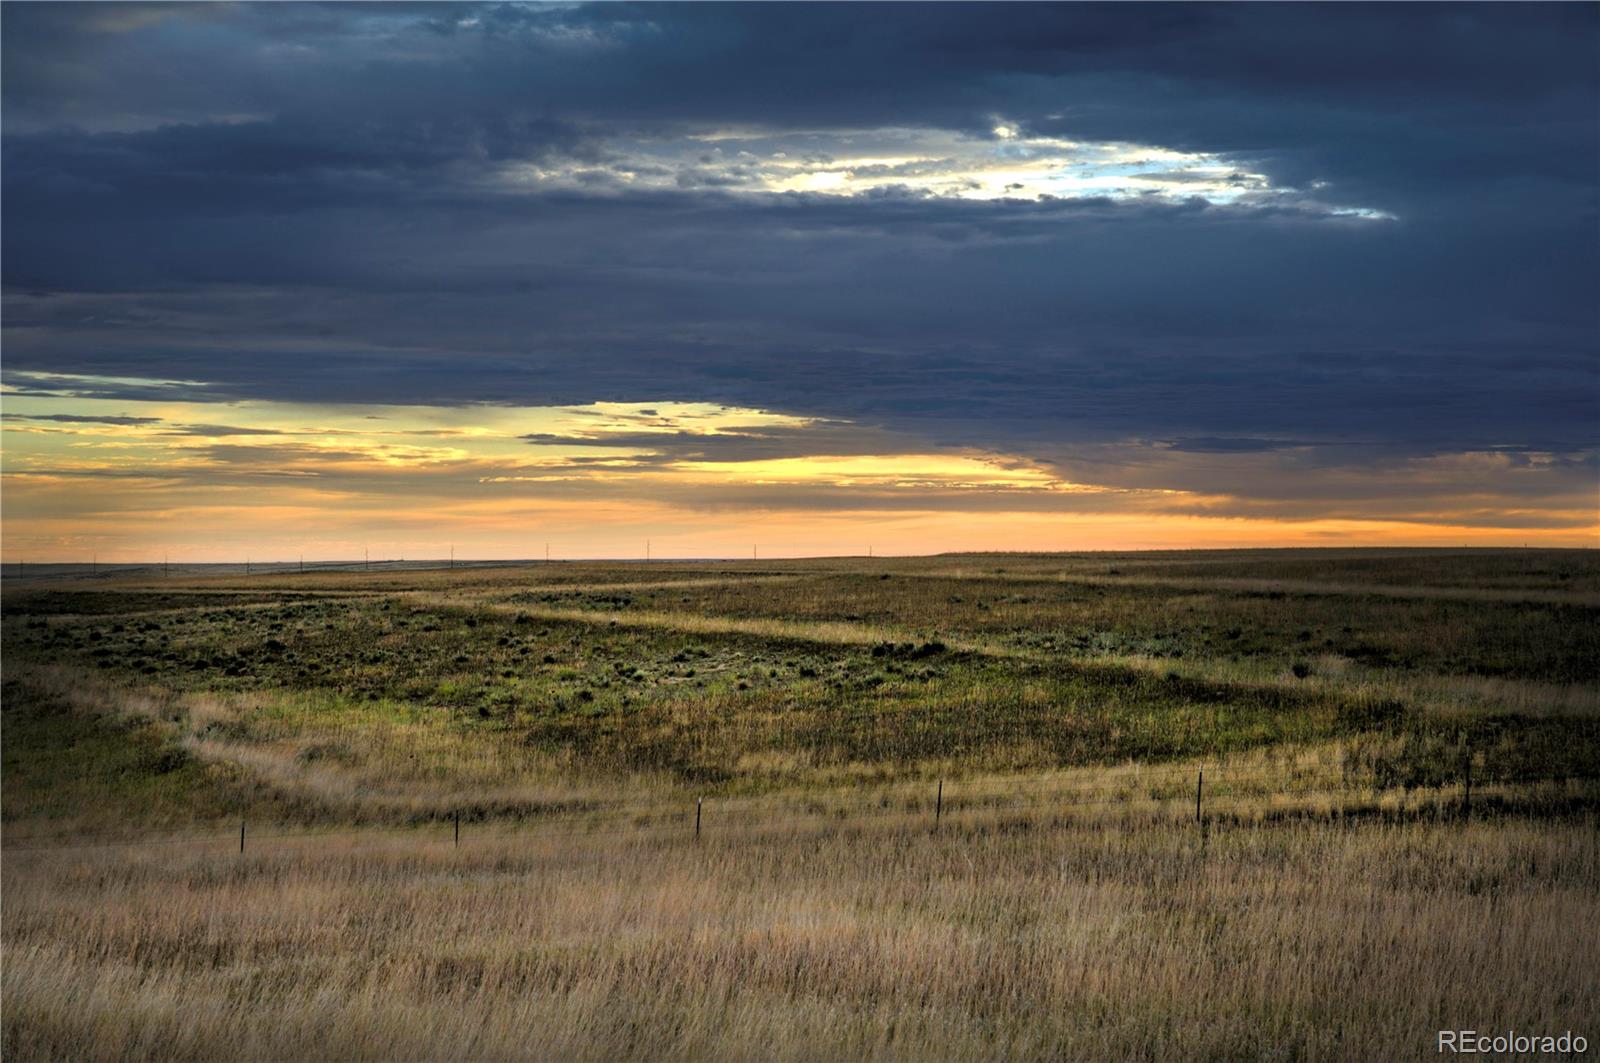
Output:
(246, 557), (251, 576)
(646, 540), (651, 562)
(545, 543), (550, 563)
(753, 544), (758, 560)
(365, 547), (370, 572)
(298, 553), (303, 574)
(868, 545), (873, 558)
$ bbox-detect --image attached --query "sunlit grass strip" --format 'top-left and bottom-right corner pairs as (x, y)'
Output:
(408, 595), (949, 651)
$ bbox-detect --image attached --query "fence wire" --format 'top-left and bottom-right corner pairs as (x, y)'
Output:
(6, 765), (1595, 859)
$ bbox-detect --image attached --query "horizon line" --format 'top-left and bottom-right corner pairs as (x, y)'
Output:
(3, 542), (1594, 576)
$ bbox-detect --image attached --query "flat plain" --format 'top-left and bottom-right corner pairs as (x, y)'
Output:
(3, 548), (1597, 1060)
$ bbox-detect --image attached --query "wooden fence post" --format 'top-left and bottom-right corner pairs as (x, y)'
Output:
(696, 798), (702, 839)
(1196, 769), (1204, 826)
(240, 819), (245, 854)
(455, 810), (460, 848)
(936, 779), (943, 826)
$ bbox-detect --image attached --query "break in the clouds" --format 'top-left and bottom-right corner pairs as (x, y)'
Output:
(1, 3), (1596, 557)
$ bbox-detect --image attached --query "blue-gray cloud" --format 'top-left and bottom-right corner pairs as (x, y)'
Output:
(1, 412), (163, 426)
(2, 2), (1596, 514)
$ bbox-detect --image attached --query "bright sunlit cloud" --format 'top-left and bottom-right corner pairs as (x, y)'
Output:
(498, 125), (1393, 217)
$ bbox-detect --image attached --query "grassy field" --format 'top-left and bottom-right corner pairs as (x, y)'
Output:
(3, 548), (1598, 1059)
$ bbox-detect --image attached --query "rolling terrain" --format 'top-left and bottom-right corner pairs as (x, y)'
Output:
(4, 549), (1597, 1059)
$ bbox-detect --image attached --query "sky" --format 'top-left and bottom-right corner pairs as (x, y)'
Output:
(2, 2), (1596, 561)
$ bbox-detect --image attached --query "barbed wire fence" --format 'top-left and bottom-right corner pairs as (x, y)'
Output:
(7, 759), (1596, 860)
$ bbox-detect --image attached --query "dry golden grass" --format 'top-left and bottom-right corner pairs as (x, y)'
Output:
(5, 812), (1597, 1061)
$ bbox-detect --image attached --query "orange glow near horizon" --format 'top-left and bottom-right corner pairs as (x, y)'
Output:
(2, 378), (1595, 562)
(2, 494), (1594, 564)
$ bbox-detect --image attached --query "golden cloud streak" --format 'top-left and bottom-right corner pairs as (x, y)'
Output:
(2, 378), (1594, 560)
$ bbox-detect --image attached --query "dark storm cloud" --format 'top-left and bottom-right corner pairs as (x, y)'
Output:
(1161, 438), (1322, 455)
(159, 423), (286, 437)
(1, 412), (163, 426)
(519, 419), (907, 464)
(2, 2), (1596, 508)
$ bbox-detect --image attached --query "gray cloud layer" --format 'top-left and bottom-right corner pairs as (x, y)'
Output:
(3, 2), (1596, 516)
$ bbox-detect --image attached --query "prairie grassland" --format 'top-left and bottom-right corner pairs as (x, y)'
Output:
(3, 549), (1598, 1059)
(5, 813), (1597, 1061)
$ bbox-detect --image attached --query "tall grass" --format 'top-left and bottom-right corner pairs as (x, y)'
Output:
(5, 812), (1596, 1061)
